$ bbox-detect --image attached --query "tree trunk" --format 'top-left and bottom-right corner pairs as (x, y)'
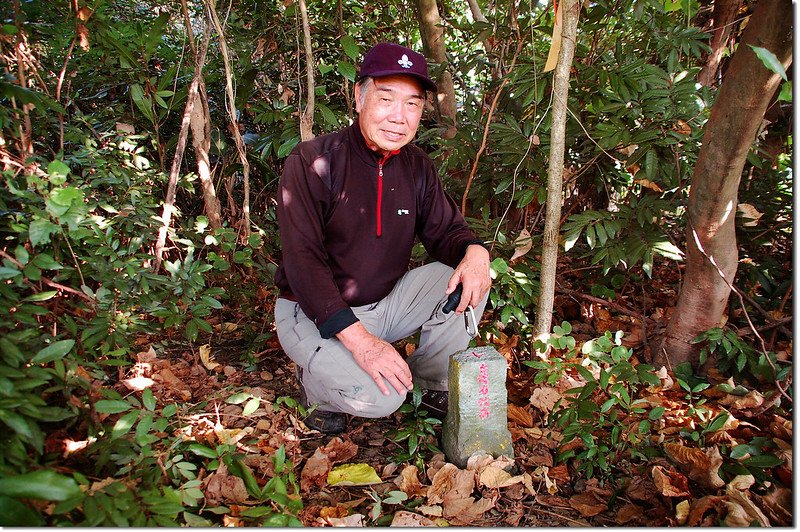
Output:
(181, 1), (222, 231)
(658, 0), (792, 370)
(415, 0), (457, 138)
(152, 16), (211, 273)
(697, 0), (743, 87)
(190, 79), (222, 230)
(534, 0), (579, 338)
(298, 0), (315, 141)
(207, 0), (251, 241)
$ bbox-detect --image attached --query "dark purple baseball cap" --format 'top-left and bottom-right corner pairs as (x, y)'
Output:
(358, 42), (437, 92)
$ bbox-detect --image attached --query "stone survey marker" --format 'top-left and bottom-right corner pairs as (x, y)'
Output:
(442, 346), (513, 468)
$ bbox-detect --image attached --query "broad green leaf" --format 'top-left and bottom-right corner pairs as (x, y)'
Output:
(242, 397), (260, 416)
(226, 392), (250, 405)
(0, 495), (45, 526)
(31, 253), (62, 270)
(28, 219), (60, 248)
(341, 35), (360, 61)
(337, 60), (357, 82)
(327, 463), (382, 486)
(749, 45), (788, 81)
(0, 470), (82, 501)
(743, 454), (783, 468)
(31, 339), (75, 364)
(111, 410), (140, 439)
(142, 388), (156, 411)
(46, 160), (70, 185)
(95, 399), (132, 414)
(0, 266), (20, 280)
(648, 406), (666, 420)
(186, 443), (216, 459)
(23, 291), (58, 302)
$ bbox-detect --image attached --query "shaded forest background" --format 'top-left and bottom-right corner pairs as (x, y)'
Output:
(0, 0), (792, 526)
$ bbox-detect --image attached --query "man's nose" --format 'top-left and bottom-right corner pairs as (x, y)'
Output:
(387, 103), (405, 123)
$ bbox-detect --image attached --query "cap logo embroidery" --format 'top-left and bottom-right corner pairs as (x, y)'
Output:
(398, 54), (413, 69)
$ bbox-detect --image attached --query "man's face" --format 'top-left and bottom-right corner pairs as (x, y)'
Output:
(356, 75), (425, 154)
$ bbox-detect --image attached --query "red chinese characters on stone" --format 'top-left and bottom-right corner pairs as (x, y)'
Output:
(477, 362), (490, 419)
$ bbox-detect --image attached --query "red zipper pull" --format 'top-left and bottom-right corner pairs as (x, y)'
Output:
(377, 158), (384, 237)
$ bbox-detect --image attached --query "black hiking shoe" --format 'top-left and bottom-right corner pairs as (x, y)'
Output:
(297, 368), (347, 434)
(420, 389), (449, 419)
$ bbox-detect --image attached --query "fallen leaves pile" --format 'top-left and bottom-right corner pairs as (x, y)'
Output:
(47, 283), (792, 529)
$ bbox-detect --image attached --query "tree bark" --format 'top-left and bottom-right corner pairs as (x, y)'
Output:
(181, 0), (221, 230)
(658, 0), (792, 370)
(298, 0), (315, 141)
(153, 14), (211, 273)
(189, 64), (222, 229)
(207, 0), (251, 240)
(534, 0), (579, 338)
(415, 0), (457, 138)
(697, 0), (743, 87)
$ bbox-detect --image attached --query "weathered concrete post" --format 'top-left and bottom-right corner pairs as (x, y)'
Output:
(442, 346), (513, 468)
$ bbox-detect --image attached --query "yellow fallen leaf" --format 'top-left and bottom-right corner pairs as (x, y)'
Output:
(199, 344), (219, 371)
(675, 500), (690, 525)
(327, 463), (383, 486)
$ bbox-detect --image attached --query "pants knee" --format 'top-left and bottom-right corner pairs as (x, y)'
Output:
(335, 388), (406, 418)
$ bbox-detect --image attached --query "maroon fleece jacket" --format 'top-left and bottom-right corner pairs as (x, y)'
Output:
(274, 124), (482, 339)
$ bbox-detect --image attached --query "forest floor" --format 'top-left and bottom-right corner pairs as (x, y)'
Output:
(98, 259), (792, 527)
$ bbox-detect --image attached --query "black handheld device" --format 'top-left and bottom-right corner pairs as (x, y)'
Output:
(442, 283), (463, 313)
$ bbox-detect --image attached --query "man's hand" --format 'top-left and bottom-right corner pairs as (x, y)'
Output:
(446, 244), (492, 314)
(336, 322), (413, 396)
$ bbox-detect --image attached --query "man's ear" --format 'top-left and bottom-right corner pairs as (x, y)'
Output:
(354, 82), (362, 113)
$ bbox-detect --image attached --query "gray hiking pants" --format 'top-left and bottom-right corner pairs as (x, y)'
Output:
(274, 262), (488, 418)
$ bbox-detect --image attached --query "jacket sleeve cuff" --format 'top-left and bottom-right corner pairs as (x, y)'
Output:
(318, 308), (359, 339)
(464, 239), (490, 255)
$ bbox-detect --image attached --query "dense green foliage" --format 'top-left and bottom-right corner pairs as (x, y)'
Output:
(0, 0), (791, 525)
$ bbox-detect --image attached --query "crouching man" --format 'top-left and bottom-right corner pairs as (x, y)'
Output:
(273, 42), (491, 433)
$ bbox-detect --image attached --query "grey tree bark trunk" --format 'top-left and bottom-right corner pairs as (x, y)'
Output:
(533, 0), (580, 338)
(658, 0), (792, 370)
(415, 0), (458, 138)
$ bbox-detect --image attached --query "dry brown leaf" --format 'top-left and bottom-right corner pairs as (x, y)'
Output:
(635, 178), (664, 192)
(417, 504), (442, 517)
(651, 465), (691, 497)
(615, 503), (643, 525)
(719, 390), (764, 410)
(663, 443), (725, 489)
(478, 465), (522, 489)
(390, 511), (436, 527)
(728, 474), (755, 491)
(687, 495), (724, 526)
(510, 229), (533, 262)
(426, 463), (461, 505)
(625, 475), (656, 502)
(507, 404), (534, 427)
(737, 203), (763, 227)
(753, 487), (792, 526)
(726, 487), (770, 527)
(319, 505), (348, 519)
(199, 344), (219, 371)
(394, 465), (423, 497)
(301, 447), (332, 492)
(203, 462), (251, 506)
(768, 416), (792, 440)
(425, 453), (447, 483)
(322, 437), (358, 463)
(534, 494), (572, 509)
(530, 386), (562, 413)
(443, 494), (497, 526)
(569, 492), (607, 517)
